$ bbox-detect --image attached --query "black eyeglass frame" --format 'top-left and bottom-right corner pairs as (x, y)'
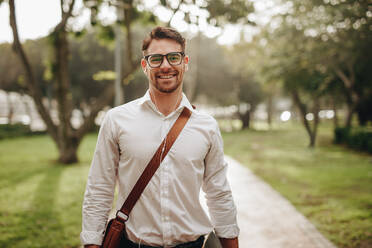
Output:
(144, 52), (185, 68)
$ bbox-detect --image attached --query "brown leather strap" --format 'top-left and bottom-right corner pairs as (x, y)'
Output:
(117, 107), (192, 220)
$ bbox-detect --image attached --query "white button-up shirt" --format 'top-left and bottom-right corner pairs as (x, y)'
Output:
(81, 91), (239, 246)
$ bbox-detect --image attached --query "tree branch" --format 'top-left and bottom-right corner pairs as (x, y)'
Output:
(75, 67), (139, 140)
(56, 0), (76, 31)
(123, 1), (137, 70)
(334, 67), (359, 104)
(291, 89), (312, 139)
(166, 0), (184, 27)
(9, 0), (58, 142)
(335, 67), (352, 90)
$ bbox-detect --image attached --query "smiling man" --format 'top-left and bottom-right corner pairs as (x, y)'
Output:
(81, 26), (239, 248)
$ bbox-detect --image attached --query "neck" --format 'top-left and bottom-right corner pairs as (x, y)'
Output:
(149, 88), (183, 116)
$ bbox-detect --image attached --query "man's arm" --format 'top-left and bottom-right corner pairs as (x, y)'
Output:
(80, 110), (120, 246)
(202, 120), (240, 246)
(219, 237), (239, 248)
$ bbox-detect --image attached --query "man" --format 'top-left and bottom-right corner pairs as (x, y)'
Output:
(81, 26), (239, 248)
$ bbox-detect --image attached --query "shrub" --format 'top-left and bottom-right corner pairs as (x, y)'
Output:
(0, 124), (46, 139)
(334, 127), (350, 144)
(334, 127), (372, 154)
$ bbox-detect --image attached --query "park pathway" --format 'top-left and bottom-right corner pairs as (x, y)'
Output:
(214, 156), (338, 248)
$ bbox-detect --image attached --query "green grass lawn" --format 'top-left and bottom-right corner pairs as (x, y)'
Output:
(222, 122), (372, 248)
(0, 134), (96, 248)
(0, 122), (371, 247)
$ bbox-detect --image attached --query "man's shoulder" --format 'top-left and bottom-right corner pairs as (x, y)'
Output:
(191, 109), (219, 129)
(106, 98), (142, 115)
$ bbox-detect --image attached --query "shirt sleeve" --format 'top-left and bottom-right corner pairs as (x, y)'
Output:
(80, 110), (120, 245)
(202, 120), (240, 239)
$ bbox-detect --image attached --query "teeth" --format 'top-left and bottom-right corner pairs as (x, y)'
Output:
(159, 75), (175, 79)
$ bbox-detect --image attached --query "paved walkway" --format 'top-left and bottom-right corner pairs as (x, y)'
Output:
(212, 156), (338, 248)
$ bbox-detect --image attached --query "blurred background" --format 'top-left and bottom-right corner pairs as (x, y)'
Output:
(0, 0), (371, 247)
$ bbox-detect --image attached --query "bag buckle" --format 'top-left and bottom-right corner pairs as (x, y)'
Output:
(116, 210), (129, 222)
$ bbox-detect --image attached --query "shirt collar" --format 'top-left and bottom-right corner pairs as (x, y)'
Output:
(138, 90), (194, 112)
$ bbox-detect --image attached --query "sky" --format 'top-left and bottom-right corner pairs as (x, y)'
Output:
(0, 0), (281, 45)
(0, 0), (61, 43)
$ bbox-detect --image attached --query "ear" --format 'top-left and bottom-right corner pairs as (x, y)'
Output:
(184, 55), (189, 71)
(141, 59), (147, 73)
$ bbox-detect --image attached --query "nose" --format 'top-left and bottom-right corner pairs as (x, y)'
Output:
(160, 56), (171, 69)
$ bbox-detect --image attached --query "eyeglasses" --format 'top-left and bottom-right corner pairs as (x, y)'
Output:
(144, 52), (185, 68)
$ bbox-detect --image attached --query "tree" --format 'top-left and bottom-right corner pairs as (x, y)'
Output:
(236, 74), (263, 129)
(227, 37), (277, 129)
(8, 0), (154, 163)
(276, 0), (372, 128)
(8, 0), (120, 163)
(239, 0), (372, 146)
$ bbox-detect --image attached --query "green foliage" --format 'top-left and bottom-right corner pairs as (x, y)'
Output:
(71, 29), (87, 39)
(0, 41), (47, 93)
(236, 74), (263, 109)
(92, 70), (116, 81)
(334, 127), (350, 144)
(137, 11), (157, 25)
(0, 124), (46, 139)
(271, 0), (371, 122)
(335, 127), (372, 154)
(97, 24), (116, 43)
(223, 123), (372, 248)
(0, 124), (30, 139)
(205, 0), (255, 25)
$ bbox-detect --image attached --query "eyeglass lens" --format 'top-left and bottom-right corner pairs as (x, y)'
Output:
(148, 52), (183, 67)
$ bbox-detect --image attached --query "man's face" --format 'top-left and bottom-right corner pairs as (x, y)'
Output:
(141, 38), (189, 94)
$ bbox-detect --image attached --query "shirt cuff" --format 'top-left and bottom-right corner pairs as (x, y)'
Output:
(214, 224), (240, 239)
(80, 230), (104, 245)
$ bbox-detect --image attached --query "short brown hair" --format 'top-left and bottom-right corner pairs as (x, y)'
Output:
(142, 26), (186, 54)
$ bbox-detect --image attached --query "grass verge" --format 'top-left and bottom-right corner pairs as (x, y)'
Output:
(0, 134), (96, 248)
(222, 122), (372, 248)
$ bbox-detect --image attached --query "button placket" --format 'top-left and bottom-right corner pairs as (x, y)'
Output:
(162, 117), (173, 245)
(159, 118), (167, 243)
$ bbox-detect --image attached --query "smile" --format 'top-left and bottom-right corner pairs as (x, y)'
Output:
(157, 73), (177, 79)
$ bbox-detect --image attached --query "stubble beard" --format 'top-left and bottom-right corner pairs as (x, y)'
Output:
(152, 72), (183, 93)
(154, 80), (181, 93)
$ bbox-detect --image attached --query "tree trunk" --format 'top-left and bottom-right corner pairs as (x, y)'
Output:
(57, 135), (80, 164)
(331, 95), (339, 129)
(240, 110), (251, 129)
(185, 32), (200, 102)
(310, 98), (320, 148)
(267, 94), (273, 129)
(9, 0), (58, 141)
(291, 89), (319, 148)
(345, 103), (356, 128)
(334, 67), (359, 128)
(53, 27), (76, 162)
